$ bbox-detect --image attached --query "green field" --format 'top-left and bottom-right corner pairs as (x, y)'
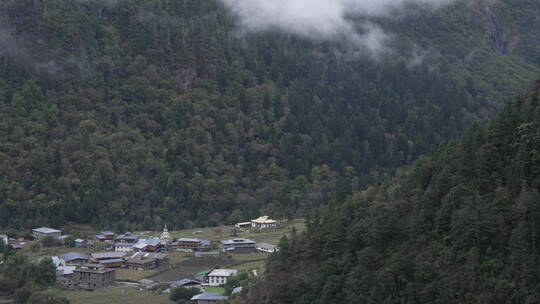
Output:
(202, 287), (225, 294)
(167, 218), (306, 245)
(62, 288), (172, 304)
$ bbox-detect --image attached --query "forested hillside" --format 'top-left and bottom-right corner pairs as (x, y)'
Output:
(0, 0), (539, 230)
(245, 81), (540, 304)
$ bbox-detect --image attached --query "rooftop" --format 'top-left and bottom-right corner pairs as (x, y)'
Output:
(57, 265), (77, 276)
(132, 243), (148, 249)
(251, 216), (277, 224)
(116, 232), (139, 240)
(128, 252), (168, 261)
(236, 222), (251, 226)
(145, 238), (161, 247)
(170, 279), (200, 288)
(115, 242), (134, 247)
(257, 243), (278, 249)
(220, 238), (256, 245)
(75, 266), (114, 274)
(196, 270), (212, 276)
(191, 292), (228, 301)
(33, 227), (61, 234)
(178, 238), (201, 242)
(126, 258), (155, 265)
(61, 252), (90, 262)
(208, 269), (238, 277)
(99, 258), (124, 264)
(91, 252), (126, 260)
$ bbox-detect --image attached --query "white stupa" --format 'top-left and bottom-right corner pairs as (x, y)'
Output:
(160, 225), (172, 242)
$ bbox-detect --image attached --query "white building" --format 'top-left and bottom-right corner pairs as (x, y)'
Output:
(114, 243), (134, 252)
(251, 216), (277, 229)
(205, 269), (238, 287)
(256, 243), (279, 253)
(32, 227), (62, 240)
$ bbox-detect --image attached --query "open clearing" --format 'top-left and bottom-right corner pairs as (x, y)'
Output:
(62, 287), (172, 304)
(148, 257), (234, 282)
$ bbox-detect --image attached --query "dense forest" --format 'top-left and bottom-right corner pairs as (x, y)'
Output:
(0, 241), (64, 304)
(245, 80), (540, 304)
(0, 0), (539, 231)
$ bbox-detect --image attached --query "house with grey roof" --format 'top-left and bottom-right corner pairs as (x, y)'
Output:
(177, 238), (202, 250)
(91, 252), (126, 260)
(98, 258), (124, 268)
(32, 227), (61, 240)
(170, 278), (201, 289)
(95, 231), (115, 242)
(115, 242), (134, 252)
(205, 269), (238, 287)
(256, 243), (279, 253)
(61, 252), (90, 265)
(125, 252), (169, 271)
(74, 238), (87, 248)
(191, 292), (228, 303)
(73, 264), (115, 288)
(130, 238), (162, 252)
(115, 232), (139, 243)
(220, 238), (256, 253)
(139, 279), (159, 290)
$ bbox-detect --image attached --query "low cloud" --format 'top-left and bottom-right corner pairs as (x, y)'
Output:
(219, 0), (456, 56)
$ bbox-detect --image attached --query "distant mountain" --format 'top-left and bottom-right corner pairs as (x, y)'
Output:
(243, 80), (540, 303)
(0, 0), (538, 230)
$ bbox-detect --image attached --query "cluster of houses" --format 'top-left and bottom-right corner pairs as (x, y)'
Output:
(10, 216), (282, 301)
(53, 250), (171, 288)
(135, 268), (244, 303)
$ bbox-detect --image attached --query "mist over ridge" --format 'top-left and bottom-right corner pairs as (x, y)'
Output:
(219, 0), (458, 55)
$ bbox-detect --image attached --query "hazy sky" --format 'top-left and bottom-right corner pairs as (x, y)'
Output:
(219, 0), (456, 55)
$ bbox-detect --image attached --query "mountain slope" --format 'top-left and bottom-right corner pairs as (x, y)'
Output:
(0, 0), (539, 230)
(245, 80), (540, 304)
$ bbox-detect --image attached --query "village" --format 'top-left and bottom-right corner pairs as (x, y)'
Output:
(0, 216), (300, 304)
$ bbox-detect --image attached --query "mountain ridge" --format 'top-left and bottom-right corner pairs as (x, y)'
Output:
(0, 0), (538, 231)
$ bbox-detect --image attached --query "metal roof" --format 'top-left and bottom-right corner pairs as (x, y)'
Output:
(170, 279), (201, 288)
(191, 292), (228, 301)
(91, 252), (126, 259)
(251, 216), (277, 224)
(145, 238), (161, 247)
(116, 232), (139, 240)
(208, 269), (238, 277)
(61, 252), (89, 262)
(178, 238), (200, 242)
(196, 269), (212, 276)
(99, 258), (124, 264)
(57, 265), (77, 276)
(220, 238), (256, 245)
(115, 242), (134, 247)
(33, 227), (61, 234)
